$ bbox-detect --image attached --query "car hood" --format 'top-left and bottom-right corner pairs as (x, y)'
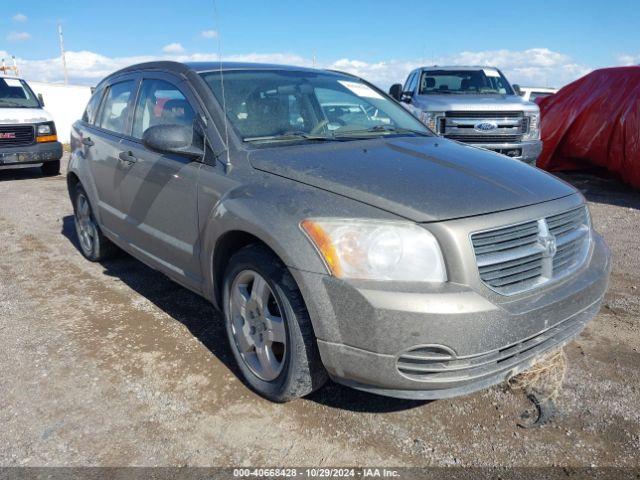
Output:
(0, 107), (52, 124)
(412, 94), (538, 113)
(248, 136), (576, 222)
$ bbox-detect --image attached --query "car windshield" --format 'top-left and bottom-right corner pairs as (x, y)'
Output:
(200, 69), (431, 143)
(0, 78), (40, 108)
(418, 69), (514, 95)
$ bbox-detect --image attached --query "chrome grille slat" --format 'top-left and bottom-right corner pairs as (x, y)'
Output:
(472, 223), (539, 247)
(480, 257), (544, 281)
(471, 206), (590, 295)
(476, 243), (544, 268)
(479, 252), (543, 274)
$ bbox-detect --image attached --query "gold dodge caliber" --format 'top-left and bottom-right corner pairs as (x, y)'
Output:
(68, 61), (611, 401)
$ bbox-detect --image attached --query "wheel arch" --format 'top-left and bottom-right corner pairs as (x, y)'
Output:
(212, 230), (284, 309)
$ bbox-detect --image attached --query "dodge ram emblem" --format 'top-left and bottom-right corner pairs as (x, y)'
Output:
(474, 121), (498, 132)
(0, 132), (16, 139)
(539, 234), (558, 258)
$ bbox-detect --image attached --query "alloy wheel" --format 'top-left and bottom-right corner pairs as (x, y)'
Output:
(228, 270), (287, 381)
(75, 193), (97, 255)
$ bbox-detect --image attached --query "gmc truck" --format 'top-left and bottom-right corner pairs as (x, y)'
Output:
(390, 66), (542, 165)
(0, 76), (63, 175)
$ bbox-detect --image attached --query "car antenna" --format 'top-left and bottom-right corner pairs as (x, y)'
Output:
(213, 0), (232, 172)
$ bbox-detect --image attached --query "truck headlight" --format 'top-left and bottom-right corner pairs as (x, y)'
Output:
(419, 111), (445, 134)
(37, 124), (52, 135)
(301, 219), (447, 282)
(523, 112), (540, 141)
(36, 122), (58, 143)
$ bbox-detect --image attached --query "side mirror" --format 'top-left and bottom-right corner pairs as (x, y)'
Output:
(389, 83), (403, 101)
(400, 90), (414, 103)
(513, 84), (523, 96)
(142, 124), (204, 159)
(37, 93), (45, 106)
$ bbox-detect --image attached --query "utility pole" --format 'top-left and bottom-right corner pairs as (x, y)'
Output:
(58, 23), (69, 85)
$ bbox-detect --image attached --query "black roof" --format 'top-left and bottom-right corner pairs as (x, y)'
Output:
(104, 60), (327, 81)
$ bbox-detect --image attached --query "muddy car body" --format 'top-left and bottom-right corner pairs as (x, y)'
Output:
(68, 61), (611, 401)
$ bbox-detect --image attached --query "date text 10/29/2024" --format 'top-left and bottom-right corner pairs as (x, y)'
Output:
(233, 468), (400, 478)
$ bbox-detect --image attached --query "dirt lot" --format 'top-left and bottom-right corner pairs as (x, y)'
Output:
(1, 155), (638, 467)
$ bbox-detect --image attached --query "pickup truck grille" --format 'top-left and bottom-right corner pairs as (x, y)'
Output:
(0, 125), (35, 147)
(445, 111), (523, 118)
(471, 206), (590, 295)
(446, 134), (522, 143)
(441, 111), (526, 144)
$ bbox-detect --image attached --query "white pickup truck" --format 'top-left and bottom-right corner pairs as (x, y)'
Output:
(390, 66), (542, 166)
(0, 76), (62, 175)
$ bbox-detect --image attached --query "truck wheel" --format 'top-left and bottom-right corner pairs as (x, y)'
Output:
(223, 245), (327, 402)
(41, 160), (61, 176)
(73, 184), (116, 261)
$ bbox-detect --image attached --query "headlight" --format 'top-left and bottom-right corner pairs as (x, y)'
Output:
(418, 111), (445, 134)
(523, 112), (540, 141)
(36, 122), (57, 143)
(37, 123), (52, 135)
(301, 218), (447, 282)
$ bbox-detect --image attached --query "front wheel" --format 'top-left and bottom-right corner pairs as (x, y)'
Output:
(223, 245), (327, 402)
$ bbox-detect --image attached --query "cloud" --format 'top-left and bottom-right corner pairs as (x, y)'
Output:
(7, 31), (31, 42)
(201, 30), (219, 39)
(13, 48), (595, 89)
(12, 13), (28, 22)
(617, 53), (640, 66)
(162, 43), (185, 54)
(330, 48), (592, 89)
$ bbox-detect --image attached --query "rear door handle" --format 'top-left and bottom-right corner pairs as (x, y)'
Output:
(81, 137), (94, 147)
(118, 151), (137, 164)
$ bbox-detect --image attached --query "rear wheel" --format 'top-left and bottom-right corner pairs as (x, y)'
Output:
(73, 184), (116, 261)
(223, 245), (327, 402)
(41, 160), (60, 176)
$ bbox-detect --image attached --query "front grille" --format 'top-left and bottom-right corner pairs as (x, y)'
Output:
(396, 306), (589, 383)
(471, 206), (590, 295)
(445, 111), (524, 118)
(0, 125), (35, 147)
(445, 134), (522, 143)
(441, 111), (527, 143)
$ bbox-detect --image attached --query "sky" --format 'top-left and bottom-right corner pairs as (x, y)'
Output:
(0, 0), (638, 89)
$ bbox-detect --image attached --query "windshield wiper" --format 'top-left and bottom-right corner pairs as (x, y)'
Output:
(244, 131), (338, 143)
(334, 125), (431, 138)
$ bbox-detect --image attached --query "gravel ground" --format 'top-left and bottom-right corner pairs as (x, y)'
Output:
(0, 155), (638, 467)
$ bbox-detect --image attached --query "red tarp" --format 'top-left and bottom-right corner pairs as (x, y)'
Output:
(537, 66), (640, 189)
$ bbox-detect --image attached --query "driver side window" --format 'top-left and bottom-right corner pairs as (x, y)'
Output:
(403, 72), (417, 93)
(131, 79), (196, 139)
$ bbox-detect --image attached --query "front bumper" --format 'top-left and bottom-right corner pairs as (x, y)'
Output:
(292, 232), (611, 400)
(0, 141), (63, 166)
(469, 140), (542, 166)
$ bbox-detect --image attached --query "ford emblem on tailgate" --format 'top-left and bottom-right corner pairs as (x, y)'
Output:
(474, 121), (498, 132)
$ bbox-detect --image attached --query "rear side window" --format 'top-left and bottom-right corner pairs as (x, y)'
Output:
(131, 79), (195, 139)
(97, 81), (135, 134)
(82, 88), (104, 124)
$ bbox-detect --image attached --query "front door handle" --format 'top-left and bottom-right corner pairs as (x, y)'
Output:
(82, 137), (94, 147)
(118, 151), (137, 164)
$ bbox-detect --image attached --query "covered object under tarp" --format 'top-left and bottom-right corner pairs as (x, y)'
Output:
(536, 66), (640, 189)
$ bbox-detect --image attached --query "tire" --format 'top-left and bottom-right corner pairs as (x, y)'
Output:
(73, 184), (117, 262)
(223, 245), (327, 402)
(41, 160), (61, 176)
